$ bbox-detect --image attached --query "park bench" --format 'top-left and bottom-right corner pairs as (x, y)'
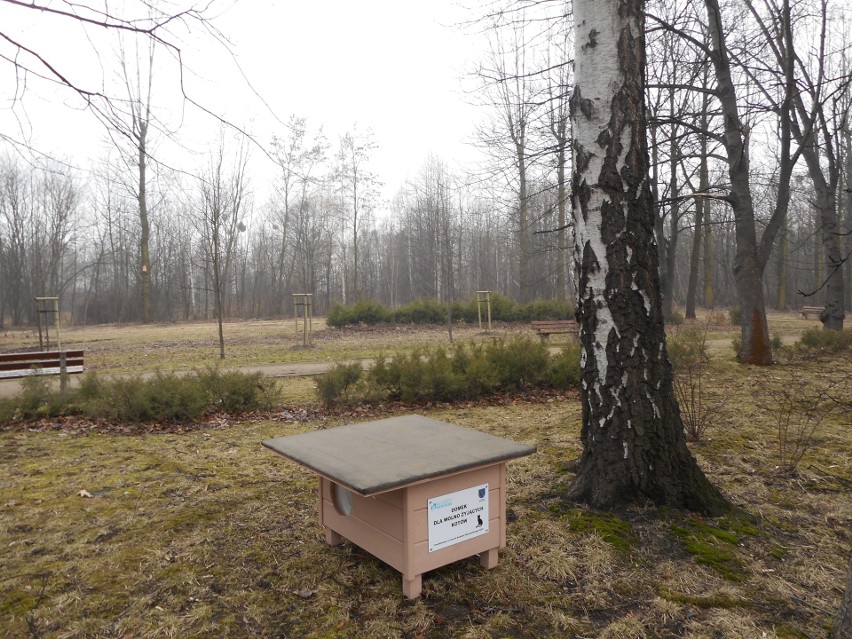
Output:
(0, 350), (85, 379)
(530, 320), (579, 341)
(800, 306), (825, 319)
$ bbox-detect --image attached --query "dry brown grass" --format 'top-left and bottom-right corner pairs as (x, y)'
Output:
(0, 319), (522, 374)
(1, 311), (850, 638)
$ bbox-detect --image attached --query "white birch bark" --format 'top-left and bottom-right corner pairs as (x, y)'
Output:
(567, 0), (727, 514)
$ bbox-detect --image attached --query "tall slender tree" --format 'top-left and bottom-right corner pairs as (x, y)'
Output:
(336, 127), (379, 302)
(116, 38), (156, 323)
(196, 136), (250, 359)
(475, 18), (539, 301)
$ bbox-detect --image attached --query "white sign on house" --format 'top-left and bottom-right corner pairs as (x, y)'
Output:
(428, 483), (489, 552)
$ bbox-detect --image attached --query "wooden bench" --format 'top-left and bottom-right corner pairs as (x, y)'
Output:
(0, 350), (85, 379)
(530, 320), (579, 341)
(800, 306), (825, 319)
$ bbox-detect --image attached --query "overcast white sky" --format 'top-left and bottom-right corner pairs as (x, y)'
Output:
(0, 0), (487, 207)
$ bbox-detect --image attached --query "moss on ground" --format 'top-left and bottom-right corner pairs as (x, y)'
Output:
(775, 626), (812, 639)
(657, 586), (750, 609)
(549, 506), (637, 552)
(669, 515), (759, 582)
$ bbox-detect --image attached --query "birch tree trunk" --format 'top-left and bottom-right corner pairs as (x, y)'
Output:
(567, 0), (728, 514)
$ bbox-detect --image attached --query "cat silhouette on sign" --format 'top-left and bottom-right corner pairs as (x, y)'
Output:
(477, 515), (483, 527)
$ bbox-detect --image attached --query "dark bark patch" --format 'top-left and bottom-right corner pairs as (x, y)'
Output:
(600, 199), (625, 245)
(570, 87), (594, 121)
(618, 0), (641, 20)
(582, 29), (599, 50)
(574, 141), (592, 174)
(747, 308), (772, 365)
(573, 178), (592, 224)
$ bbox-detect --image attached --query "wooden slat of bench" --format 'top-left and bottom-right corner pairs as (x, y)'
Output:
(0, 365), (84, 379)
(530, 320), (579, 339)
(0, 358), (84, 372)
(0, 350), (84, 364)
(531, 321), (577, 329)
(0, 350), (85, 379)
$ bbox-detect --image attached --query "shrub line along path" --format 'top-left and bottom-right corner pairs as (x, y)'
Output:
(0, 347), (573, 400)
(0, 358), (375, 400)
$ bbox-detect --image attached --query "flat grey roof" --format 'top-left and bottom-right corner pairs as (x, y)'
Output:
(262, 414), (535, 495)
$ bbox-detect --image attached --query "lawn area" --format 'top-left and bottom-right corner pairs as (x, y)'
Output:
(0, 318), (517, 374)
(1, 311), (850, 638)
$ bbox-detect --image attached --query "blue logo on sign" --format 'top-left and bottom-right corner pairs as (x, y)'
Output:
(478, 488), (486, 499)
(430, 498), (452, 510)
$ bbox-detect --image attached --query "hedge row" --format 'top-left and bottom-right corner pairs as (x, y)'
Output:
(316, 336), (581, 406)
(0, 367), (277, 423)
(326, 294), (574, 328)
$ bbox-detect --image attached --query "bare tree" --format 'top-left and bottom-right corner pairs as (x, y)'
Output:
(685, 63), (714, 318)
(474, 18), (540, 301)
(695, 0), (799, 363)
(336, 127), (379, 302)
(196, 136), (250, 359)
(112, 36), (157, 324)
(0, 154), (79, 326)
(0, 155), (33, 325)
(0, 1), (226, 152)
(542, 23), (574, 302)
(270, 116), (328, 312)
(780, 0), (848, 329)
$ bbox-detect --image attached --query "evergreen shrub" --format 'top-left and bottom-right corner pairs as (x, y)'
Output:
(547, 342), (582, 388)
(325, 295), (574, 327)
(1, 368), (278, 424)
(728, 307), (742, 325)
(196, 367), (276, 412)
(667, 310), (685, 325)
(317, 335), (582, 407)
(797, 328), (852, 353)
(326, 300), (390, 327)
(392, 299), (447, 325)
(314, 362), (363, 406)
